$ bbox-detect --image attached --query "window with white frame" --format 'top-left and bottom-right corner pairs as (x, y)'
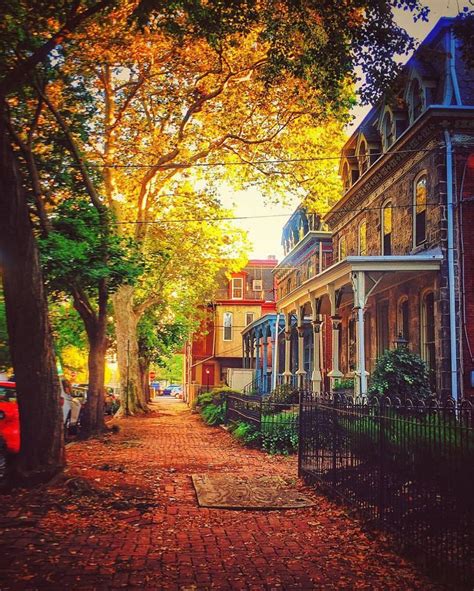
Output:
(245, 312), (254, 326)
(414, 173), (427, 246)
(223, 312), (233, 341)
(252, 279), (263, 292)
(358, 220), (367, 255)
(231, 277), (243, 299)
(381, 201), (392, 255)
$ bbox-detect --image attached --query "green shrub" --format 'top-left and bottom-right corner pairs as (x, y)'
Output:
(368, 347), (432, 403)
(231, 421), (261, 446)
(267, 383), (299, 404)
(197, 387), (239, 408)
(261, 417), (299, 455)
(200, 402), (225, 426)
(333, 378), (354, 391)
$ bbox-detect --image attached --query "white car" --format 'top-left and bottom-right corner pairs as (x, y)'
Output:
(61, 383), (81, 428)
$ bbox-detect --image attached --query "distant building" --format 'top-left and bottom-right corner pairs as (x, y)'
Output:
(183, 258), (277, 403)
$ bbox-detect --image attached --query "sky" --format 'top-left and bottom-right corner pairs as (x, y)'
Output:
(220, 0), (472, 262)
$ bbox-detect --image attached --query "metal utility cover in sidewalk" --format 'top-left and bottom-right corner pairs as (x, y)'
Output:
(191, 474), (314, 510)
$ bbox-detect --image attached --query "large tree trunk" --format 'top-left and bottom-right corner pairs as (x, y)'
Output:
(139, 356), (151, 404)
(81, 331), (107, 435)
(0, 105), (64, 485)
(113, 284), (148, 415)
(72, 282), (108, 436)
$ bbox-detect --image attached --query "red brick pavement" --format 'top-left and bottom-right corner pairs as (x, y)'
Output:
(0, 397), (442, 590)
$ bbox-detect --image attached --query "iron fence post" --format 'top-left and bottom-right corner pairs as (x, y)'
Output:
(378, 402), (386, 522)
(297, 389), (303, 478)
(332, 395), (337, 488)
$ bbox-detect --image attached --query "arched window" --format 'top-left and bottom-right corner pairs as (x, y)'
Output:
(383, 111), (394, 150)
(382, 201), (392, 255)
(358, 220), (367, 255)
(338, 235), (347, 260)
(409, 78), (424, 121)
(421, 291), (436, 376)
(414, 173), (427, 246)
(397, 297), (410, 342)
(358, 140), (369, 175)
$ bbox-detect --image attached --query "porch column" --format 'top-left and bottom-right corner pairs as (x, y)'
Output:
(296, 306), (306, 388)
(243, 335), (248, 368)
(327, 283), (343, 389)
(310, 296), (322, 394)
(249, 333), (254, 370)
(351, 271), (368, 396)
(283, 312), (292, 384)
(262, 330), (269, 393)
(271, 317), (280, 390)
(255, 331), (260, 388)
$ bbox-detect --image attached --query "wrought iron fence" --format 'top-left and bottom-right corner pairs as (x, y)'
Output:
(225, 393), (299, 454)
(299, 392), (474, 586)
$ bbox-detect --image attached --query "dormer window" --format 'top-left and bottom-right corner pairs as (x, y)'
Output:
(342, 161), (351, 192)
(358, 140), (369, 175)
(408, 78), (424, 122)
(383, 111), (394, 150)
(382, 201), (392, 255)
(231, 277), (243, 299)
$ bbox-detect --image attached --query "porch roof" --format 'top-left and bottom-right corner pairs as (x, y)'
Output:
(277, 249), (443, 312)
(241, 313), (286, 338)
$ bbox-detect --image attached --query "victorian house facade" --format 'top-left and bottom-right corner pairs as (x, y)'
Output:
(183, 258), (277, 403)
(272, 18), (474, 400)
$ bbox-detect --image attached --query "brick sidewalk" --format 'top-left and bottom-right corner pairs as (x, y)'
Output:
(0, 398), (441, 590)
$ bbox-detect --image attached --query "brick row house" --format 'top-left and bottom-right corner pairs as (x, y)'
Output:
(273, 18), (474, 400)
(183, 258), (277, 404)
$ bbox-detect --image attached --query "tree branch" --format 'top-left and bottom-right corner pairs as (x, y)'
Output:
(0, 0), (112, 97)
(36, 83), (104, 212)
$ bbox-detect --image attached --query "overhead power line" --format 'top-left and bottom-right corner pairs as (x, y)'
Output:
(112, 200), (458, 225)
(82, 146), (440, 169)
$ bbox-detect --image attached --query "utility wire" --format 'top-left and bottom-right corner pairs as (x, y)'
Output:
(112, 200), (459, 225)
(79, 146), (440, 169)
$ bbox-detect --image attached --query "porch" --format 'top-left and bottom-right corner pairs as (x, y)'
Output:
(276, 249), (444, 397)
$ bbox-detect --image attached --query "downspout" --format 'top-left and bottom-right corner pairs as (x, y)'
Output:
(444, 130), (459, 401)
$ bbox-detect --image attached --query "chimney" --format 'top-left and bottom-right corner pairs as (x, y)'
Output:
(267, 255), (276, 260)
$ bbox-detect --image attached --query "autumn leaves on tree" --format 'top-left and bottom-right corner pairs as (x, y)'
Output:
(1, 0), (433, 484)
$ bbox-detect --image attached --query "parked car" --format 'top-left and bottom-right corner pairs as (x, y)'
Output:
(0, 382), (20, 481)
(104, 386), (120, 415)
(163, 384), (181, 396)
(61, 379), (81, 430)
(170, 386), (183, 398)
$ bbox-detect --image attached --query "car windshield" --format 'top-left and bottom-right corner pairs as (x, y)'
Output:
(0, 385), (17, 402)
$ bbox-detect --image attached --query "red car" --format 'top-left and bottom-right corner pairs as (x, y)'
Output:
(0, 382), (20, 482)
